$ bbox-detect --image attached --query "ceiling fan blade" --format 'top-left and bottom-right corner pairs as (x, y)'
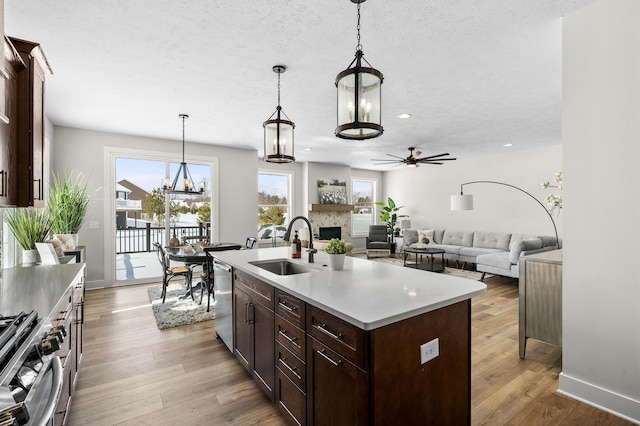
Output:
(371, 159), (401, 163)
(372, 161), (402, 165)
(410, 150), (422, 160)
(386, 153), (406, 160)
(420, 152), (451, 160)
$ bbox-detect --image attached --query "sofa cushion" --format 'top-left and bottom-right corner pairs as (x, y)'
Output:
(428, 244), (463, 256)
(441, 230), (474, 247)
(477, 252), (512, 270)
(539, 236), (558, 248)
(473, 231), (511, 250)
(459, 247), (504, 261)
(403, 229), (418, 245)
(508, 238), (543, 264)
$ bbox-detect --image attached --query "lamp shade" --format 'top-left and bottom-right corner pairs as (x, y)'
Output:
(263, 112), (295, 163)
(400, 219), (411, 229)
(335, 53), (383, 140)
(451, 194), (474, 211)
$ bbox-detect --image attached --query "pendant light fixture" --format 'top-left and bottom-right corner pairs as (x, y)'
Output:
(335, 0), (383, 140)
(162, 114), (205, 194)
(263, 65), (295, 163)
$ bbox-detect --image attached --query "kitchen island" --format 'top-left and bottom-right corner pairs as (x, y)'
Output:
(215, 247), (486, 425)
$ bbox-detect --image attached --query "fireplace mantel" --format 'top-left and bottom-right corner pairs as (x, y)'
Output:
(308, 204), (354, 212)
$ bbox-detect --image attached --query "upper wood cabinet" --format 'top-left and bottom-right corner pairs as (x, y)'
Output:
(0, 37), (25, 206)
(7, 37), (51, 207)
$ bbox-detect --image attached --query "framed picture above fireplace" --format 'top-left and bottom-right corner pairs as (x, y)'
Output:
(318, 179), (348, 204)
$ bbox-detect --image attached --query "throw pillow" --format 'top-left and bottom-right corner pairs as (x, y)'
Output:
(403, 229), (418, 245)
(417, 229), (434, 245)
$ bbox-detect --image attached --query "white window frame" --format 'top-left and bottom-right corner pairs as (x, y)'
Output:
(351, 178), (376, 237)
(258, 170), (293, 242)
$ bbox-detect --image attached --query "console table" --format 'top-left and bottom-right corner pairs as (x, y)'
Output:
(518, 249), (562, 358)
(64, 245), (86, 263)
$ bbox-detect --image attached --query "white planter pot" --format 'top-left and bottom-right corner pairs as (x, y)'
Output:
(22, 249), (40, 266)
(328, 253), (346, 271)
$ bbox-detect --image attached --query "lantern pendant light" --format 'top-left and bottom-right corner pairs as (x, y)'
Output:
(161, 114), (205, 194)
(264, 65), (295, 163)
(335, 0), (383, 140)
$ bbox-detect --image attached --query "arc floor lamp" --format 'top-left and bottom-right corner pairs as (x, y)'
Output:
(450, 181), (560, 249)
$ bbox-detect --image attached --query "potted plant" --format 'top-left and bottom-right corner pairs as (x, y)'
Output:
(374, 197), (408, 248)
(4, 208), (52, 264)
(325, 238), (347, 271)
(47, 172), (92, 246)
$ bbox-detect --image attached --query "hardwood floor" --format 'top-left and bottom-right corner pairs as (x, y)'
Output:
(67, 274), (632, 425)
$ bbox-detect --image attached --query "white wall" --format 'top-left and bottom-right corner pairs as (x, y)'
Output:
(384, 145), (563, 240)
(560, 0), (640, 422)
(51, 126), (258, 289)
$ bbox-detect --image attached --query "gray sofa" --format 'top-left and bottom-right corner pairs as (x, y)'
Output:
(402, 229), (557, 279)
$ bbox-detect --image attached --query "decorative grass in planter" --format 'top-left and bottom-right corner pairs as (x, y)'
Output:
(47, 172), (91, 239)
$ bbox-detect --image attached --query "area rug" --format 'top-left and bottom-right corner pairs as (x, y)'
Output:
(368, 255), (488, 280)
(147, 282), (215, 330)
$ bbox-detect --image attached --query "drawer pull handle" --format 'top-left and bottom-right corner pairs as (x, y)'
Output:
(317, 349), (341, 367)
(279, 357), (302, 380)
(279, 330), (300, 348)
(278, 302), (296, 312)
(315, 323), (342, 340)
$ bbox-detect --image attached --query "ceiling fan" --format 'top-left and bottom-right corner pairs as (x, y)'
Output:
(372, 147), (457, 167)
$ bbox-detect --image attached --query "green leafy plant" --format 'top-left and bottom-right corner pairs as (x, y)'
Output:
(374, 197), (408, 242)
(4, 208), (52, 250)
(325, 238), (347, 255)
(48, 172), (92, 234)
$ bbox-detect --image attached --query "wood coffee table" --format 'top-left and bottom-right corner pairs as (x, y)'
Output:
(403, 247), (446, 272)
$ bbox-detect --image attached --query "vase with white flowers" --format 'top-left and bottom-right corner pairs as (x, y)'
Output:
(325, 238), (347, 271)
(542, 171), (563, 215)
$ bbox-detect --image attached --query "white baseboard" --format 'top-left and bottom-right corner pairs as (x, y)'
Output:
(559, 372), (640, 424)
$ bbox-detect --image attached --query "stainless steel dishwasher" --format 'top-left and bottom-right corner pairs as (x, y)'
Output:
(213, 258), (233, 351)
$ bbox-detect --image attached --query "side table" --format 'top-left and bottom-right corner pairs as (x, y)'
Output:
(64, 245), (86, 263)
(518, 249), (562, 358)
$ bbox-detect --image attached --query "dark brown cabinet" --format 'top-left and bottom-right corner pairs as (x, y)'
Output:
(233, 270), (275, 401)
(7, 37), (51, 207)
(50, 268), (85, 425)
(275, 290), (307, 425)
(232, 271), (472, 425)
(0, 37), (23, 206)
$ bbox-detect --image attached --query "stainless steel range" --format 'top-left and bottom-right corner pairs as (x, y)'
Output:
(0, 311), (66, 426)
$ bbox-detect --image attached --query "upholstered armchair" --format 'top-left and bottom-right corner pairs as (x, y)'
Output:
(366, 225), (392, 258)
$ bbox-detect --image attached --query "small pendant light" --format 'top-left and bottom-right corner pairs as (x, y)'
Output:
(335, 0), (383, 140)
(263, 65), (295, 163)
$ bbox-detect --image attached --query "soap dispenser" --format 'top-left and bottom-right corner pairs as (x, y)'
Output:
(291, 231), (301, 259)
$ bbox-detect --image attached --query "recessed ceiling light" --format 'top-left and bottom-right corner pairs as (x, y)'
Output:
(304, 147), (312, 151)
(503, 143), (513, 147)
(398, 113), (412, 119)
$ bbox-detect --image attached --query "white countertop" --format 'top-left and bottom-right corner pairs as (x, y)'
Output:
(214, 247), (486, 330)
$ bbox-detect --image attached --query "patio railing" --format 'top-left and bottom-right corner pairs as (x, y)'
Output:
(116, 223), (210, 254)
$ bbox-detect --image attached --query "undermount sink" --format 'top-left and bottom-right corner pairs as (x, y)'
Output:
(250, 259), (317, 276)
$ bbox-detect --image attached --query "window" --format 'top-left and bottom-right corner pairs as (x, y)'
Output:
(352, 179), (375, 235)
(258, 172), (292, 244)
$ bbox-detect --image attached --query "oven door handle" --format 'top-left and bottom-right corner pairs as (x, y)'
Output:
(35, 356), (64, 426)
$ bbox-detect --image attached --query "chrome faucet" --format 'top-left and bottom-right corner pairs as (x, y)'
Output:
(284, 216), (317, 263)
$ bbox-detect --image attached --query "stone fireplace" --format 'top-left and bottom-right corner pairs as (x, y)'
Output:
(308, 204), (353, 241)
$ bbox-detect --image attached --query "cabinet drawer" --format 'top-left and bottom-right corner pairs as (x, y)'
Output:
(307, 306), (368, 369)
(276, 289), (305, 329)
(276, 315), (306, 360)
(276, 368), (306, 426)
(276, 342), (306, 391)
(234, 270), (274, 309)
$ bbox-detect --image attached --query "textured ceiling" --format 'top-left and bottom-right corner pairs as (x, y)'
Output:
(5, 0), (597, 170)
